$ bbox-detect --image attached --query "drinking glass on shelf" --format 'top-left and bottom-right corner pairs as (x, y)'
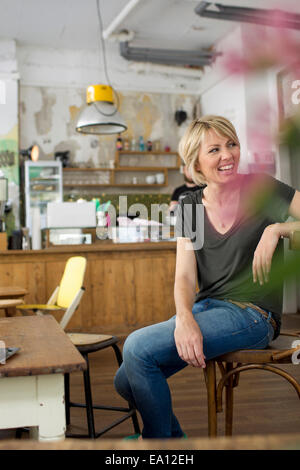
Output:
(67, 175), (74, 185)
(73, 174), (81, 185)
(154, 140), (161, 152)
(77, 175), (84, 185)
(86, 174), (91, 184)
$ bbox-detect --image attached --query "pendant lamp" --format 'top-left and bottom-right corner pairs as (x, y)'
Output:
(76, 84), (127, 135)
(76, 1), (127, 135)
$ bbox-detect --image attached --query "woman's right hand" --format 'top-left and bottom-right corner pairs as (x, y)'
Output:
(174, 315), (206, 368)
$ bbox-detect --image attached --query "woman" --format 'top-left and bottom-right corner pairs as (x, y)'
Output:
(114, 115), (300, 439)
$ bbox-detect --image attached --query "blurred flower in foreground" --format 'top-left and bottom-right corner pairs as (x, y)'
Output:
(220, 3), (300, 162)
(221, 7), (300, 76)
(248, 102), (274, 155)
(218, 2), (300, 288)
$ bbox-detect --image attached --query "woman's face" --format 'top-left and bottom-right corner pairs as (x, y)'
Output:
(196, 129), (240, 185)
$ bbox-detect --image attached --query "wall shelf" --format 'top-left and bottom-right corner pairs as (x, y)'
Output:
(118, 150), (178, 155)
(63, 183), (167, 188)
(63, 167), (113, 172)
(63, 151), (180, 189)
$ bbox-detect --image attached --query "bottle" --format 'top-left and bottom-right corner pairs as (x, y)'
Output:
(139, 136), (145, 151)
(22, 228), (30, 250)
(124, 138), (130, 151)
(131, 138), (137, 151)
(96, 211), (108, 240)
(116, 134), (123, 151)
(154, 140), (161, 152)
(147, 140), (152, 151)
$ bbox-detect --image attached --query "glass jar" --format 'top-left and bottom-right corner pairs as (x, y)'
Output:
(96, 211), (108, 240)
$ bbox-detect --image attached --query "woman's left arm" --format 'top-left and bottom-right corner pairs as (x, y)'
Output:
(253, 190), (300, 285)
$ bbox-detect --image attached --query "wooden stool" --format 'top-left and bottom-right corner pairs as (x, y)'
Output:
(0, 299), (24, 317)
(204, 331), (300, 437)
(64, 333), (141, 439)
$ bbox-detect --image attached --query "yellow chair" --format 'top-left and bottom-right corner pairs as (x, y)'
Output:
(18, 256), (87, 329)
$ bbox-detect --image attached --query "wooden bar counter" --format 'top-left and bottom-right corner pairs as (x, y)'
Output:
(0, 241), (177, 336)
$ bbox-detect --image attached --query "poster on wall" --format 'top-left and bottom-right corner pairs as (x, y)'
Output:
(0, 78), (19, 234)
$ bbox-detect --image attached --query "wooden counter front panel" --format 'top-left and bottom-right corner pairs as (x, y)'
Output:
(0, 261), (47, 306)
(0, 246), (177, 335)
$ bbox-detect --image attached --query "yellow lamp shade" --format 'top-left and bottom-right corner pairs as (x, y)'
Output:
(86, 85), (113, 104)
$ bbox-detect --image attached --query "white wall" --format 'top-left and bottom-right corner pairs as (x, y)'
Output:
(201, 74), (248, 173)
(199, 26), (250, 172)
(199, 25), (278, 174)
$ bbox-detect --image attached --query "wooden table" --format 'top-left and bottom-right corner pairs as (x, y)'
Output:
(1, 433), (300, 450)
(0, 286), (28, 317)
(0, 315), (86, 441)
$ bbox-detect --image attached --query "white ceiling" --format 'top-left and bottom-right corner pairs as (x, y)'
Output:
(0, 0), (287, 52)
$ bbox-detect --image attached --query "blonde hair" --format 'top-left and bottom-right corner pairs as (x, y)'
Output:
(178, 115), (240, 185)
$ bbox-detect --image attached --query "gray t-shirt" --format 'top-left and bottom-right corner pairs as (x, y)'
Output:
(175, 173), (296, 338)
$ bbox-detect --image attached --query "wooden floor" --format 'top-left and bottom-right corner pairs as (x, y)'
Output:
(1, 313), (300, 441)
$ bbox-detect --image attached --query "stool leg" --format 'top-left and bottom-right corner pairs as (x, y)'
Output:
(82, 353), (96, 439)
(131, 409), (141, 435)
(225, 362), (234, 436)
(111, 343), (141, 435)
(15, 428), (23, 439)
(205, 360), (217, 437)
(112, 343), (123, 367)
(64, 373), (70, 426)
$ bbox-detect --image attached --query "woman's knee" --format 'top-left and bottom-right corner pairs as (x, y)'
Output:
(123, 328), (149, 362)
(114, 364), (131, 399)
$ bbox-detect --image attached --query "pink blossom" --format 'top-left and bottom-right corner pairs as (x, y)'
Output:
(222, 6), (300, 76)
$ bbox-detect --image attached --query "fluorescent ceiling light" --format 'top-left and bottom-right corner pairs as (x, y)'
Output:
(120, 41), (216, 67)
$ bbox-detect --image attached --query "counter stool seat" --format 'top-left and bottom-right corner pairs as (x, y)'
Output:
(0, 298), (24, 318)
(67, 333), (113, 347)
(0, 299), (24, 308)
(65, 333), (140, 439)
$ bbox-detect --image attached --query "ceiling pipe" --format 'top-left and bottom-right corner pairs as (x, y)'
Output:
(103, 0), (142, 40)
(120, 41), (216, 67)
(195, 2), (300, 30)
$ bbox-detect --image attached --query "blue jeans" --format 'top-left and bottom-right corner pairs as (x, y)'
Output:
(114, 298), (275, 439)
